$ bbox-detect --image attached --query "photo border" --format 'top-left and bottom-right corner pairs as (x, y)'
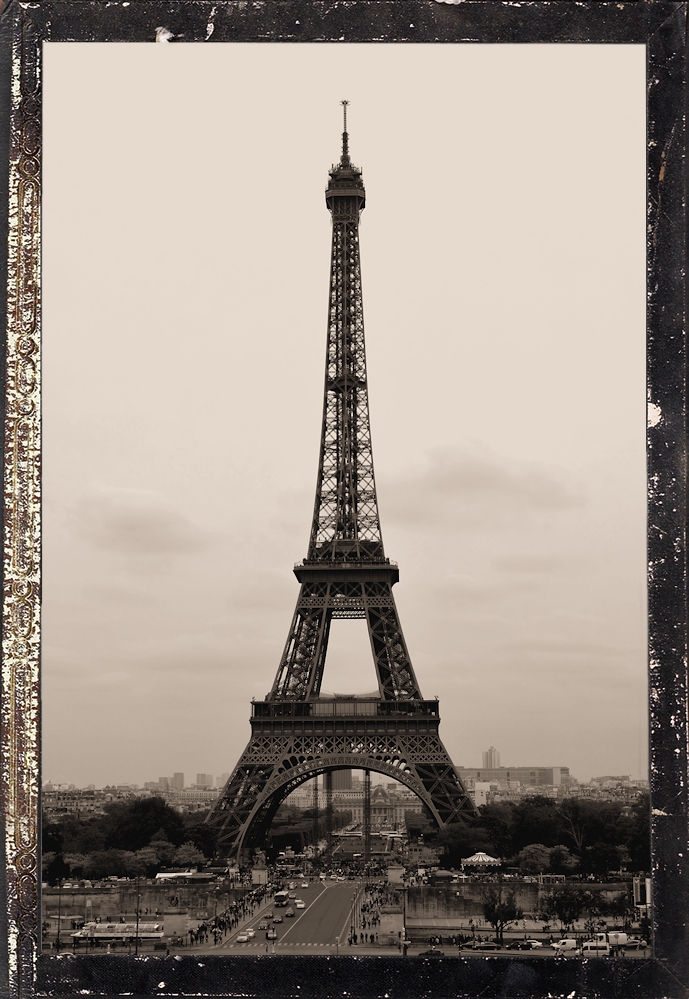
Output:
(0, 2), (686, 996)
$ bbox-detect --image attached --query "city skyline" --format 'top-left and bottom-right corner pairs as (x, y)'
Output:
(42, 44), (647, 789)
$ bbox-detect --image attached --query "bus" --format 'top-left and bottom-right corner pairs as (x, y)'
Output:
(274, 890), (289, 907)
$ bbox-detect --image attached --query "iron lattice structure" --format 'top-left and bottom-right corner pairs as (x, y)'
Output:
(208, 109), (475, 861)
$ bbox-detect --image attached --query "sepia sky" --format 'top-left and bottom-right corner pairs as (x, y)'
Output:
(41, 42), (647, 789)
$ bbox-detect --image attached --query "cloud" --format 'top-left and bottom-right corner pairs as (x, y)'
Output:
(492, 553), (574, 574)
(380, 444), (585, 528)
(68, 487), (213, 555)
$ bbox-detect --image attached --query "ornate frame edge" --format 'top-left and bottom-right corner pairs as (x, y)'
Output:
(0, 1), (684, 997)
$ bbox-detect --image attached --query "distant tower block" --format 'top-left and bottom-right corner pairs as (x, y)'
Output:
(171, 772), (185, 790)
(207, 104), (476, 863)
(482, 747), (500, 769)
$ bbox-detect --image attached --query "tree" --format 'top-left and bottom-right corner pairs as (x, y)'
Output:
(549, 844), (578, 875)
(581, 842), (623, 877)
(541, 885), (588, 932)
(104, 797), (185, 852)
(516, 843), (551, 874)
(83, 850), (131, 879)
(45, 854), (70, 886)
(512, 797), (565, 852)
(182, 817), (220, 859)
(438, 821), (494, 869)
(481, 883), (523, 944)
(624, 793), (651, 871)
(149, 831), (177, 867)
(477, 802), (518, 858)
(130, 847), (160, 877)
(173, 843), (206, 868)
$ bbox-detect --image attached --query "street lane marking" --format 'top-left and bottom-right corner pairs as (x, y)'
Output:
(276, 882), (328, 941)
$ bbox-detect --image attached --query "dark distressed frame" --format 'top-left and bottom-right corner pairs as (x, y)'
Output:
(0, 2), (685, 996)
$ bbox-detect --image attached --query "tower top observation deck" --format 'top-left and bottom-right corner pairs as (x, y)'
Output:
(326, 100), (365, 213)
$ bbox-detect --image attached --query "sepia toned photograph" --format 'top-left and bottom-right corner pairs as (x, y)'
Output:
(38, 40), (651, 963)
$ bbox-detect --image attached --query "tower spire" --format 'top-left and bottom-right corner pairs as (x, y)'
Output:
(341, 99), (350, 165)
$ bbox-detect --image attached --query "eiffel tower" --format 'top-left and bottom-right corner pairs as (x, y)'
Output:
(208, 104), (476, 862)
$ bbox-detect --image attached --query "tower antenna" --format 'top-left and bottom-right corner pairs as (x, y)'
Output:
(340, 99), (350, 165)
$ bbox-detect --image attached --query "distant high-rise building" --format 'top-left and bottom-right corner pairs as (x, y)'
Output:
(216, 773), (230, 788)
(196, 773), (213, 788)
(331, 770), (352, 791)
(482, 747), (500, 769)
(171, 772), (185, 789)
(158, 777), (170, 790)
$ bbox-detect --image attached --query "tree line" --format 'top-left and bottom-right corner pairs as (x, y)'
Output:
(409, 793), (650, 875)
(42, 796), (217, 883)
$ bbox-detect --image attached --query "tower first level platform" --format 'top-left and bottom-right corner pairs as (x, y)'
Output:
(210, 697), (475, 861)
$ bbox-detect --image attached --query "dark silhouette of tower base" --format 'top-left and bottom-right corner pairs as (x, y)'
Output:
(208, 106), (475, 863)
(363, 770), (371, 862)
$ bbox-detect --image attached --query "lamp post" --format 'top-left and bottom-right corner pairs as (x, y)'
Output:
(134, 874), (141, 956)
(56, 878), (63, 953)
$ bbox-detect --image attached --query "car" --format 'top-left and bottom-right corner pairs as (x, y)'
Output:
(337, 876), (346, 881)
(577, 941), (611, 956)
(285, 908), (295, 917)
(519, 940), (543, 950)
(625, 938), (648, 950)
(419, 948), (444, 957)
(301, 882), (308, 888)
(330, 874), (338, 880)
(273, 916), (283, 923)
(505, 940), (523, 950)
(246, 928), (255, 938)
(236, 933), (249, 943)
(263, 911), (273, 919)
(295, 901), (305, 909)
(288, 892), (296, 898)
(551, 939), (577, 952)
(472, 941), (500, 950)
(266, 929), (278, 940)
(257, 922), (268, 930)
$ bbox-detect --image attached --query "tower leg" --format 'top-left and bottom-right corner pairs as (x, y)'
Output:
(325, 771), (333, 852)
(312, 776), (319, 858)
(363, 769), (371, 864)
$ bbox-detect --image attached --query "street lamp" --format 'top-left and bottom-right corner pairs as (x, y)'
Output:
(56, 878), (63, 954)
(134, 874), (141, 956)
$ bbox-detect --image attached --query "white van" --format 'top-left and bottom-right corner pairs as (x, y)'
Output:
(552, 939), (577, 953)
(577, 941), (611, 957)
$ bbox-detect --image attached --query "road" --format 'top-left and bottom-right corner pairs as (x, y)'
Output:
(222, 880), (359, 953)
